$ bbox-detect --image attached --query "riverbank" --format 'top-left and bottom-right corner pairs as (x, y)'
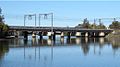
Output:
(106, 30), (120, 39)
(106, 30), (120, 47)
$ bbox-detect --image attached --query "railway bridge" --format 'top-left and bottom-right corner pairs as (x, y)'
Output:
(8, 26), (113, 39)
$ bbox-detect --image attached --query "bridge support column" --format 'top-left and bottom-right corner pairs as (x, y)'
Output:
(39, 32), (43, 40)
(14, 31), (20, 38)
(17, 31), (21, 37)
(23, 31), (28, 39)
(93, 32), (96, 37)
(81, 32), (86, 37)
(13, 30), (17, 37)
(76, 32), (81, 37)
(53, 32), (56, 41)
(47, 32), (55, 40)
(90, 32), (95, 37)
(32, 32), (36, 38)
(67, 32), (71, 39)
(61, 32), (64, 38)
(47, 32), (52, 39)
(94, 32), (98, 37)
(85, 32), (88, 37)
(99, 32), (105, 37)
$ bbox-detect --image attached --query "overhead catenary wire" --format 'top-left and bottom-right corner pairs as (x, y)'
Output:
(3, 14), (120, 25)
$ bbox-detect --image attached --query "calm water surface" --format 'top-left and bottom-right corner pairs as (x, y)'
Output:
(0, 36), (120, 67)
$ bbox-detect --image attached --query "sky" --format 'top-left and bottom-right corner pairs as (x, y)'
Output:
(0, 1), (120, 27)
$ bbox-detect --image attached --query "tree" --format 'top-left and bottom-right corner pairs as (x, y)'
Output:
(97, 22), (106, 29)
(76, 18), (107, 29)
(0, 8), (9, 38)
(0, 22), (3, 31)
(91, 22), (97, 29)
(82, 18), (91, 29)
(3, 24), (9, 32)
(109, 21), (120, 29)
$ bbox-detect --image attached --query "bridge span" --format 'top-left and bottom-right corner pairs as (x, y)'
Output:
(8, 26), (113, 39)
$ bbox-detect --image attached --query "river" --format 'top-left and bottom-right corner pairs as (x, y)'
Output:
(0, 36), (120, 67)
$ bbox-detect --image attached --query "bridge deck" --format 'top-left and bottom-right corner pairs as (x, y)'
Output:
(9, 26), (113, 32)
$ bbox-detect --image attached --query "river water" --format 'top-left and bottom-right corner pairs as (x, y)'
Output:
(0, 36), (120, 67)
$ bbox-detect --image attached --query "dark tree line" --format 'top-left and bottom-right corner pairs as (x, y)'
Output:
(76, 18), (106, 29)
(76, 18), (120, 30)
(0, 8), (9, 38)
(109, 21), (120, 29)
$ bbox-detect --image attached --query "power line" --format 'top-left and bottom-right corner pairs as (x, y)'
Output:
(3, 14), (120, 22)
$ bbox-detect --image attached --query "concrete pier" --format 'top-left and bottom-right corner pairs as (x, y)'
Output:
(76, 32), (81, 37)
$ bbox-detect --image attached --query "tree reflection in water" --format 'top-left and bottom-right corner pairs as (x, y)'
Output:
(0, 40), (9, 60)
(108, 38), (120, 52)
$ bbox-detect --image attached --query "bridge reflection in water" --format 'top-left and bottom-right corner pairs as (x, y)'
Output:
(1, 36), (118, 59)
(1, 37), (120, 67)
(20, 37), (107, 61)
(20, 36), (106, 46)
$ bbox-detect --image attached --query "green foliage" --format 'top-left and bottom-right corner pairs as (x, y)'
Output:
(90, 23), (98, 29)
(0, 8), (9, 38)
(79, 18), (107, 29)
(2, 24), (9, 32)
(0, 22), (3, 30)
(109, 21), (120, 29)
(0, 18), (9, 32)
(82, 18), (91, 29)
(97, 22), (106, 29)
(0, 15), (2, 22)
(0, 44), (9, 59)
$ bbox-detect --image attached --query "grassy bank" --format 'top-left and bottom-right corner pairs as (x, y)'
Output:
(106, 30), (120, 39)
(106, 30), (120, 48)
